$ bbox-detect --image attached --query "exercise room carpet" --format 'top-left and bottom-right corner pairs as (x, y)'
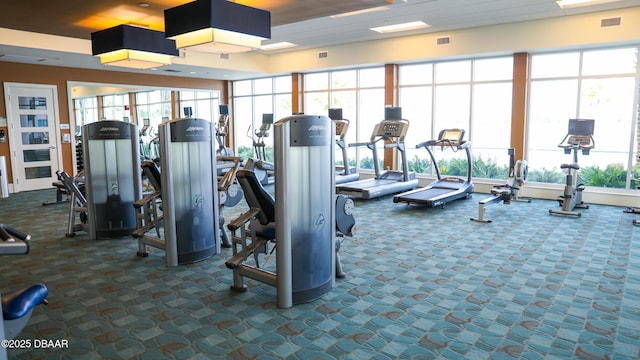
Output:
(0, 188), (638, 359)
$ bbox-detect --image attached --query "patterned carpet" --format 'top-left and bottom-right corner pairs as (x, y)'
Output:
(0, 187), (638, 359)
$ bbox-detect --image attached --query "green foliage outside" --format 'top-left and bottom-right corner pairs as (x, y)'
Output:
(359, 157), (383, 170)
(237, 145), (273, 162)
(236, 146), (640, 189)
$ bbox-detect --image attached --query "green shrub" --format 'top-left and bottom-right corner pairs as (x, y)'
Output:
(527, 167), (565, 183)
(580, 163), (627, 188)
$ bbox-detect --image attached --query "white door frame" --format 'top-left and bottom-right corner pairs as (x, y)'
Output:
(4, 82), (63, 192)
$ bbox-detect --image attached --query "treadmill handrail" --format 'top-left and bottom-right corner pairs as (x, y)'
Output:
(349, 136), (385, 148)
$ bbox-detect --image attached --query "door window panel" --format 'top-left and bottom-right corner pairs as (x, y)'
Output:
(18, 96), (47, 110)
(20, 114), (48, 127)
(24, 166), (52, 179)
(23, 149), (50, 162)
(21, 132), (49, 145)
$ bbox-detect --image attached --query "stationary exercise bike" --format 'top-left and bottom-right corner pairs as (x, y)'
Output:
(549, 119), (595, 217)
(471, 148), (531, 223)
(0, 224), (49, 343)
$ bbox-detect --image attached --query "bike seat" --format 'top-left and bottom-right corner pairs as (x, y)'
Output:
(2, 284), (49, 320)
(560, 163), (580, 170)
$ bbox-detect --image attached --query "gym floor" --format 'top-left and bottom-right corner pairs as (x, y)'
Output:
(1, 188), (638, 359)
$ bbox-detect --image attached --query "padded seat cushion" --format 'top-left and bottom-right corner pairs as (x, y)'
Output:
(2, 284), (48, 320)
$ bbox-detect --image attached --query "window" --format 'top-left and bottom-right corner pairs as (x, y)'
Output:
(73, 97), (98, 133)
(136, 90), (172, 135)
(399, 57), (514, 179)
(303, 67), (384, 170)
(528, 47), (639, 189)
(102, 93), (130, 121)
(232, 76), (292, 161)
(178, 90), (220, 121)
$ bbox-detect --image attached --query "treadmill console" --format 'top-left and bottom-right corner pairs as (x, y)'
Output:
(334, 119), (349, 137)
(374, 119), (410, 139)
(437, 129), (465, 146)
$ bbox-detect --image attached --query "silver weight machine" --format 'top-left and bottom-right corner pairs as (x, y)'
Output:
(82, 120), (142, 239)
(134, 118), (220, 266)
(226, 114), (340, 308)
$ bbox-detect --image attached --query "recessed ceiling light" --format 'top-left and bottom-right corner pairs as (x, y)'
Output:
(370, 21), (430, 33)
(330, 6), (389, 18)
(260, 42), (297, 50)
(556, 0), (621, 9)
(138, 2), (150, 8)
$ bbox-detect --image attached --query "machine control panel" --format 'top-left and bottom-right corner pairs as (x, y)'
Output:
(334, 119), (349, 136)
(374, 119), (410, 138)
(434, 128), (465, 146)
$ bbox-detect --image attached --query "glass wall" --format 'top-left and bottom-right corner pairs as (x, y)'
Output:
(232, 75), (292, 161)
(399, 56), (514, 179)
(527, 47), (640, 189)
(303, 67), (385, 170)
(72, 97), (98, 134)
(178, 90), (221, 122)
(135, 90), (172, 136)
(102, 93), (131, 121)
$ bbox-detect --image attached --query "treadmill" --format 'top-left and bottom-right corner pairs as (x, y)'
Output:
(393, 128), (474, 207)
(336, 107), (419, 199)
(329, 108), (359, 185)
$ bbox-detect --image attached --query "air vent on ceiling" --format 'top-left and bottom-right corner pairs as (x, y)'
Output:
(318, 51), (328, 59)
(436, 36), (451, 45)
(220, 53), (229, 60)
(601, 17), (622, 27)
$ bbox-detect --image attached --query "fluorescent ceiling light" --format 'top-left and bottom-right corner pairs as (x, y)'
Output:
(556, 0), (621, 9)
(330, 6), (389, 19)
(370, 21), (429, 33)
(260, 42), (297, 51)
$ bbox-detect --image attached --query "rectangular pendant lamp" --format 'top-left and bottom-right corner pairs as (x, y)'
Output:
(164, 0), (271, 54)
(91, 25), (179, 69)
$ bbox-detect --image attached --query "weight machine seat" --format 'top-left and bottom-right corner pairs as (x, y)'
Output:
(560, 163), (580, 170)
(235, 169), (275, 226)
(2, 284), (48, 320)
(141, 160), (162, 195)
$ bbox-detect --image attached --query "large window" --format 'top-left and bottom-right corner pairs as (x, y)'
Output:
(135, 90), (172, 136)
(178, 90), (220, 122)
(399, 56), (514, 179)
(232, 76), (292, 161)
(303, 67), (385, 170)
(72, 97), (98, 134)
(527, 47), (639, 189)
(102, 93), (130, 121)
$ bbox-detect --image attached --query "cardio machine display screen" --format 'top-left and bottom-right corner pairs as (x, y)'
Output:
(441, 130), (463, 142)
(568, 119), (594, 136)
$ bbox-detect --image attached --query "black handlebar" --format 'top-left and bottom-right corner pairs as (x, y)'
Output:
(0, 224), (30, 243)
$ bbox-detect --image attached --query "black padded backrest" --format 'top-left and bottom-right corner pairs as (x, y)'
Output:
(236, 169), (275, 225)
(141, 161), (162, 194)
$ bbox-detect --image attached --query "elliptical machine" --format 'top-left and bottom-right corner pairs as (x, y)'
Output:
(244, 113), (275, 185)
(549, 119), (595, 217)
(215, 105), (234, 157)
